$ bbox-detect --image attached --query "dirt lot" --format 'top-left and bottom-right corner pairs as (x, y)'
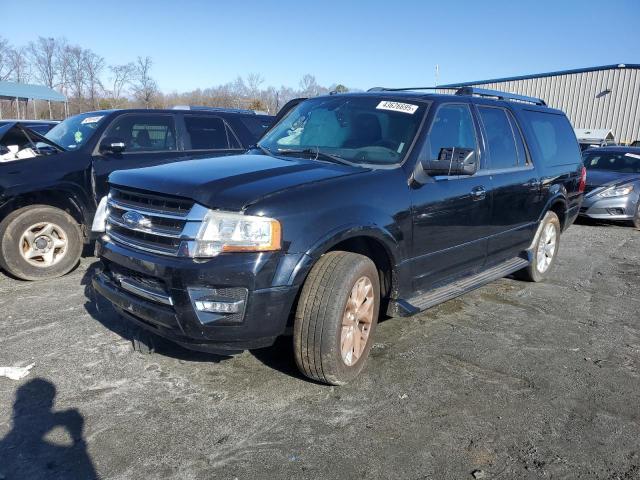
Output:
(0, 222), (639, 479)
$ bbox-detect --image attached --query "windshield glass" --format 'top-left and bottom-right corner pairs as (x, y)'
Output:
(259, 96), (427, 165)
(583, 151), (640, 173)
(45, 112), (107, 150)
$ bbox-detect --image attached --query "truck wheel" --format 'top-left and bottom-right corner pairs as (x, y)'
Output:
(515, 211), (561, 282)
(294, 251), (380, 385)
(0, 205), (83, 281)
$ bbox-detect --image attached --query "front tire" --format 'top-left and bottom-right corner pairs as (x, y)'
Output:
(632, 202), (640, 229)
(0, 205), (83, 281)
(515, 211), (561, 282)
(294, 251), (380, 385)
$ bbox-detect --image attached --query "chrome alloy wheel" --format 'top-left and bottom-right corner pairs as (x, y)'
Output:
(341, 276), (375, 366)
(536, 222), (557, 273)
(19, 222), (68, 268)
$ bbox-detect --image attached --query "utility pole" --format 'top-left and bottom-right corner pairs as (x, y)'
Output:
(435, 64), (440, 87)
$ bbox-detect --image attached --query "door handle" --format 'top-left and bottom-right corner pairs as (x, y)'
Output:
(470, 186), (486, 201)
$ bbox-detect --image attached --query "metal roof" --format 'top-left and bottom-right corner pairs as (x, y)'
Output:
(439, 64), (640, 88)
(0, 80), (66, 102)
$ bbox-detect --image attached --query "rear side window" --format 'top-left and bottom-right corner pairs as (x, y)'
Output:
(478, 107), (519, 170)
(184, 116), (241, 150)
(524, 111), (580, 167)
(241, 117), (272, 139)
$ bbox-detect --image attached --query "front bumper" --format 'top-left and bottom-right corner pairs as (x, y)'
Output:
(92, 238), (303, 353)
(579, 191), (639, 221)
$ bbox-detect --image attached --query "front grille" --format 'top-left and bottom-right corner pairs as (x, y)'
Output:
(106, 186), (207, 256)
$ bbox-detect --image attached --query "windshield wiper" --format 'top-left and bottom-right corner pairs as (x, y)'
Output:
(276, 148), (351, 166)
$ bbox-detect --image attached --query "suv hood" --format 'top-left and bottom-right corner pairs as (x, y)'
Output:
(109, 153), (365, 211)
(0, 122), (65, 163)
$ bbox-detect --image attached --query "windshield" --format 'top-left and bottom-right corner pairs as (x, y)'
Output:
(45, 112), (107, 150)
(259, 96), (427, 165)
(583, 151), (640, 173)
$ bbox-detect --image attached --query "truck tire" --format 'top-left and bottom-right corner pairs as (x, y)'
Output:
(0, 205), (83, 281)
(515, 211), (561, 283)
(294, 251), (380, 385)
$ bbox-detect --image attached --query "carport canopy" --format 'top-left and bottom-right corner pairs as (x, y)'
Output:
(0, 80), (66, 119)
(0, 80), (66, 102)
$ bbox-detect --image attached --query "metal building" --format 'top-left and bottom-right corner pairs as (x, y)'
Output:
(439, 64), (640, 144)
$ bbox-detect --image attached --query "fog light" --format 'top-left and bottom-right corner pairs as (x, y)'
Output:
(195, 299), (243, 313)
(188, 286), (248, 325)
(607, 208), (625, 215)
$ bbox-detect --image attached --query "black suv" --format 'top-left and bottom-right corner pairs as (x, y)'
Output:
(92, 88), (585, 385)
(0, 108), (273, 280)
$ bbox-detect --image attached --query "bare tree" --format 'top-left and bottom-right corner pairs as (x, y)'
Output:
(108, 62), (135, 107)
(132, 56), (157, 107)
(28, 37), (57, 88)
(0, 37), (15, 81)
(84, 50), (104, 109)
(9, 47), (31, 83)
(299, 74), (319, 97)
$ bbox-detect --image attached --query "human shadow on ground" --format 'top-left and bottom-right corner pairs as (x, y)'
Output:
(0, 378), (99, 480)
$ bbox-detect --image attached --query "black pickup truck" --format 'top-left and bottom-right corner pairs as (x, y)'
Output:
(0, 108), (273, 280)
(93, 88), (585, 385)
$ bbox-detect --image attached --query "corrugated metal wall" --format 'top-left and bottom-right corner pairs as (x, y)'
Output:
(464, 67), (640, 143)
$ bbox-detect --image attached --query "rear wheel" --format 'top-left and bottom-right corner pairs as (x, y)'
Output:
(0, 205), (83, 281)
(293, 251), (380, 385)
(515, 211), (561, 282)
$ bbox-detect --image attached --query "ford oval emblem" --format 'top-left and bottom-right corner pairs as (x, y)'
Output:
(122, 211), (152, 229)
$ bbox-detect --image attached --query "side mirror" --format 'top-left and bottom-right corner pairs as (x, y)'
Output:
(99, 137), (126, 155)
(423, 147), (478, 176)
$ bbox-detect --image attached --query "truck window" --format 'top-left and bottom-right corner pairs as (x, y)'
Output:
(241, 117), (272, 139)
(103, 114), (176, 152)
(427, 104), (477, 161)
(478, 107), (519, 170)
(524, 111), (580, 167)
(184, 116), (240, 150)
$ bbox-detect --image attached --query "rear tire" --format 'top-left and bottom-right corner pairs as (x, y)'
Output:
(515, 211), (561, 282)
(0, 205), (83, 281)
(293, 251), (380, 385)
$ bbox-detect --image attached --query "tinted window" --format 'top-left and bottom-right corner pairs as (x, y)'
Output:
(184, 116), (235, 150)
(103, 115), (176, 152)
(583, 151), (640, 173)
(524, 111), (581, 167)
(427, 104), (477, 160)
(241, 117), (272, 138)
(508, 112), (529, 165)
(478, 107), (518, 169)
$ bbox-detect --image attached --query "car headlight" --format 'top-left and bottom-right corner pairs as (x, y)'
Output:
(598, 184), (634, 198)
(193, 210), (281, 257)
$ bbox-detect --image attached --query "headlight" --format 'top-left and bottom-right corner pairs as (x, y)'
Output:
(193, 210), (281, 257)
(598, 184), (634, 198)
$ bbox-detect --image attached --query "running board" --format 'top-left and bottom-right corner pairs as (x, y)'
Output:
(387, 256), (530, 317)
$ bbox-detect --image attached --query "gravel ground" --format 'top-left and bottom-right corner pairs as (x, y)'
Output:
(0, 222), (639, 480)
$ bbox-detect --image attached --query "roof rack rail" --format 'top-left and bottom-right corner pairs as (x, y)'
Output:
(454, 87), (546, 106)
(172, 105), (256, 114)
(367, 86), (458, 92)
(366, 86), (546, 106)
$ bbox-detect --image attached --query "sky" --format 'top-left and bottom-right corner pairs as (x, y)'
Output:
(2, 0), (639, 92)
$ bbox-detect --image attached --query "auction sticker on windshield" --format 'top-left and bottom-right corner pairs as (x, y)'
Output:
(376, 101), (419, 114)
(81, 116), (104, 124)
